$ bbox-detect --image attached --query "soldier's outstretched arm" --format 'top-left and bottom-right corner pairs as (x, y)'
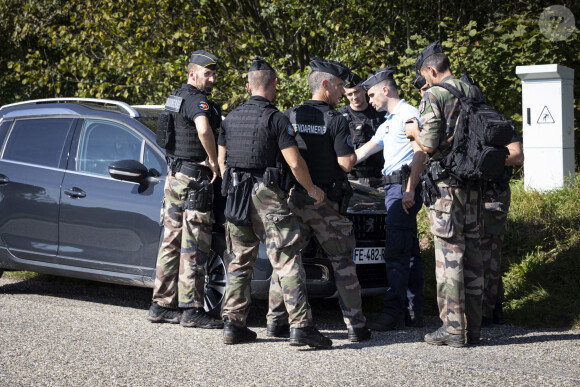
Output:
(281, 145), (324, 205)
(354, 140), (383, 165)
(337, 154), (357, 173)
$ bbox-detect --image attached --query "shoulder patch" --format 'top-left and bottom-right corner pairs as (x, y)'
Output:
(346, 134), (354, 148)
(199, 101), (209, 111)
(287, 123), (296, 136)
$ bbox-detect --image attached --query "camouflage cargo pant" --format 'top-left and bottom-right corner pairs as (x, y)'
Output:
(267, 188), (366, 329)
(152, 171), (214, 309)
(481, 188), (510, 319)
(222, 181), (312, 328)
(429, 183), (483, 335)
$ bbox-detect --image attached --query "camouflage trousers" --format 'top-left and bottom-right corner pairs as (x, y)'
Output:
(222, 181), (312, 328)
(267, 188), (366, 329)
(481, 188), (511, 319)
(429, 183), (483, 335)
(152, 171), (214, 309)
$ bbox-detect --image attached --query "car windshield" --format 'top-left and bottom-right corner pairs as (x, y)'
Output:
(132, 105), (164, 132)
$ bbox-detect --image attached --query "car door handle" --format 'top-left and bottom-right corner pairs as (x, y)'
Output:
(64, 187), (86, 198)
(0, 175), (9, 185)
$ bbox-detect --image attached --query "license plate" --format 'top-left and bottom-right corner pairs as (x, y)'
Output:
(353, 247), (385, 264)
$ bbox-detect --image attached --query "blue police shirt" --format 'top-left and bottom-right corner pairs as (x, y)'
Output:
(370, 100), (420, 176)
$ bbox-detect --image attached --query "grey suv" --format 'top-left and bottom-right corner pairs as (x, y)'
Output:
(0, 98), (387, 316)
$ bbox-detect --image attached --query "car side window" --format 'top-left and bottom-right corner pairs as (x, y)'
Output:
(77, 119), (142, 176)
(2, 118), (73, 168)
(144, 143), (166, 177)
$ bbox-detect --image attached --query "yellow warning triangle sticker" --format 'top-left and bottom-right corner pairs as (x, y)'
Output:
(537, 106), (555, 124)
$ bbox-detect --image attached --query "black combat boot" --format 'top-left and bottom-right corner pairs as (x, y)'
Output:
(181, 307), (224, 329)
(368, 313), (405, 331)
(147, 301), (181, 324)
(347, 326), (371, 342)
(493, 301), (506, 324)
(266, 323), (290, 338)
(289, 326), (332, 348)
(424, 326), (466, 348)
(466, 330), (481, 345)
(223, 320), (257, 344)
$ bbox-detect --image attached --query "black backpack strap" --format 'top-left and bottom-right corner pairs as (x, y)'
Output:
(432, 82), (466, 100)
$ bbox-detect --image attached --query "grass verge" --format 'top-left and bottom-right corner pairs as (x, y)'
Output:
(418, 174), (580, 329)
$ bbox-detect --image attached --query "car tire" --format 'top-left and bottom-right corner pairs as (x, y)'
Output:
(204, 233), (230, 318)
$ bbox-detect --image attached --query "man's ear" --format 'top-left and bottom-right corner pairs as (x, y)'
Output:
(428, 66), (438, 79)
(321, 78), (330, 92)
(382, 85), (390, 97)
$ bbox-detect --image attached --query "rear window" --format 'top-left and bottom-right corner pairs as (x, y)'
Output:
(2, 118), (74, 168)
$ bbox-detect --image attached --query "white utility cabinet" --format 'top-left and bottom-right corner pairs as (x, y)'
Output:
(516, 64), (575, 191)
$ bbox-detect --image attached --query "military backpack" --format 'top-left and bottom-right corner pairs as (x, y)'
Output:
(434, 79), (513, 183)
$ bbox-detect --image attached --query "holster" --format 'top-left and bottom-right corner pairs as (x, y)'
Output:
(264, 166), (291, 193)
(221, 167), (231, 197)
(419, 170), (441, 208)
(263, 167), (280, 190)
(183, 179), (213, 212)
(327, 180), (353, 215)
(400, 164), (411, 195)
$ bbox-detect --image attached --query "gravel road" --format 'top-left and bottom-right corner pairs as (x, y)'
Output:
(1, 276), (579, 386)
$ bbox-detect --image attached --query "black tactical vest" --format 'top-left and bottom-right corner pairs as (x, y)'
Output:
(288, 104), (346, 186)
(170, 87), (219, 162)
(339, 105), (383, 149)
(223, 99), (278, 170)
(339, 105), (385, 178)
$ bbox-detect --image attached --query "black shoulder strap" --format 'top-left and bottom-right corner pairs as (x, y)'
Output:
(432, 82), (466, 100)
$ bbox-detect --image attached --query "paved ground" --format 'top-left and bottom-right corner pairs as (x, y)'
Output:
(1, 276), (579, 386)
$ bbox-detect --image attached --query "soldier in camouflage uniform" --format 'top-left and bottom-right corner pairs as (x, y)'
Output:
(405, 41), (483, 347)
(148, 50), (223, 329)
(481, 138), (523, 325)
(267, 58), (371, 343)
(218, 57), (331, 347)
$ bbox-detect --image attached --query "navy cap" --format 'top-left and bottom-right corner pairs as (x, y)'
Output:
(414, 41), (443, 73)
(360, 67), (394, 91)
(411, 73), (427, 90)
(310, 57), (350, 80)
(344, 72), (362, 88)
(249, 57), (275, 72)
(189, 50), (218, 70)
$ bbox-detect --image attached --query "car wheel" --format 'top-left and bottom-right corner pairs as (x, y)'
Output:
(204, 233), (229, 318)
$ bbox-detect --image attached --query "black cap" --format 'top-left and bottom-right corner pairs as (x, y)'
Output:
(411, 74), (427, 90)
(189, 50), (218, 70)
(344, 72), (362, 88)
(414, 41), (443, 73)
(249, 57), (275, 72)
(309, 57), (350, 80)
(360, 67), (394, 91)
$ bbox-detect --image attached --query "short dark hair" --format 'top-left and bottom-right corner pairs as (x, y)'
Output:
(248, 69), (276, 90)
(420, 53), (450, 73)
(374, 78), (399, 98)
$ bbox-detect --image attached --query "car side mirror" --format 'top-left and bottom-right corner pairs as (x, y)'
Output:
(108, 159), (149, 183)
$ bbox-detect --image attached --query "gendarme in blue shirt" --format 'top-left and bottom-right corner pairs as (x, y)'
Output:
(370, 99), (420, 176)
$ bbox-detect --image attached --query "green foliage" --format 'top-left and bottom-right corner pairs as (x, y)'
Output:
(2, 0), (579, 130)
